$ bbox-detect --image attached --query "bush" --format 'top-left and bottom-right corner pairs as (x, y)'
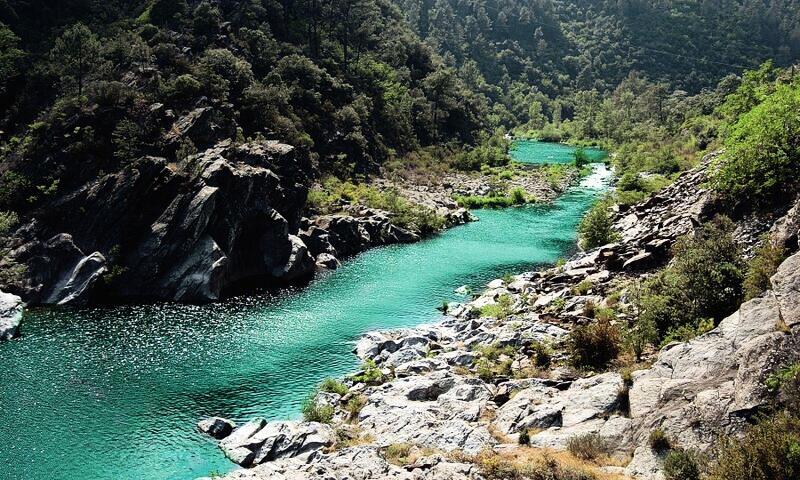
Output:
(578, 199), (619, 249)
(518, 429), (530, 445)
(319, 378), (349, 396)
(350, 359), (386, 385)
(767, 363), (800, 412)
(707, 413), (800, 480)
(566, 433), (609, 460)
(637, 217), (744, 339)
(744, 238), (786, 300)
(648, 428), (671, 452)
(301, 396), (334, 423)
(345, 394), (368, 420)
(529, 341), (552, 368)
(384, 443), (413, 465)
(479, 294), (514, 319)
(567, 320), (621, 369)
(0, 210), (18, 235)
(711, 83), (800, 208)
(663, 448), (700, 480)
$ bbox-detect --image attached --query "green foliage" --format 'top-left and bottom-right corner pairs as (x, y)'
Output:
(567, 320), (621, 370)
(50, 23), (101, 95)
(0, 211), (18, 235)
(319, 378), (349, 396)
(478, 294), (514, 319)
(712, 82), (800, 207)
(350, 359), (386, 385)
(707, 413), (800, 480)
(307, 179), (444, 234)
(578, 199), (619, 249)
(637, 217), (744, 340)
(767, 363), (800, 412)
(573, 148), (590, 168)
(301, 396), (334, 424)
(648, 428), (671, 452)
(744, 238), (787, 300)
(529, 341), (552, 368)
(566, 433), (610, 461)
(663, 448), (701, 480)
(345, 394), (368, 420)
(0, 24), (25, 96)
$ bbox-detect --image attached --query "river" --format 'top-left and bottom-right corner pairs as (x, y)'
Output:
(0, 141), (609, 480)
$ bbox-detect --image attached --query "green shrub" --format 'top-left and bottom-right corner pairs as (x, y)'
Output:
(566, 433), (609, 460)
(572, 279), (593, 295)
(767, 363), (800, 412)
(518, 428), (530, 445)
(711, 83), (800, 208)
(509, 187), (527, 205)
(744, 238), (786, 300)
(637, 217), (744, 339)
(663, 448), (700, 480)
(573, 148), (591, 168)
(301, 396), (334, 423)
(648, 428), (671, 452)
(350, 359), (386, 385)
(0, 210), (18, 235)
(707, 413), (800, 480)
(345, 394), (368, 420)
(529, 341), (552, 368)
(567, 320), (621, 369)
(578, 199), (619, 249)
(479, 294), (514, 319)
(319, 378), (349, 396)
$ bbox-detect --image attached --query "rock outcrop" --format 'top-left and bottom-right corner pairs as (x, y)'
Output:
(217, 419), (335, 467)
(0, 291), (24, 341)
(5, 140), (314, 304)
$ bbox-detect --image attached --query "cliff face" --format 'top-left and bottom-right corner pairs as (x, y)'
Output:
(4, 140), (315, 304)
(201, 156), (800, 480)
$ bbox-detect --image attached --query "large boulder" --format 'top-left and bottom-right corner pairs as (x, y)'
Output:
(0, 291), (24, 341)
(6, 140), (315, 304)
(219, 419), (335, 467)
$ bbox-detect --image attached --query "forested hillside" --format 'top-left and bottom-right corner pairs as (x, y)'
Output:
(2, 0), (800, 238)
(397, 0), (800, 128)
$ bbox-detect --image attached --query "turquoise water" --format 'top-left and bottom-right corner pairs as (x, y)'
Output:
(0, 145), (609, 480)
(511, 139), (607, 165)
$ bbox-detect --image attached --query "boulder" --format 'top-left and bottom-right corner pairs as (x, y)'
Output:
(198, 417), (237, 440)
(219, 419), (334, 467)
(315, 253), (341, 270)
(0, 291), (24, 341)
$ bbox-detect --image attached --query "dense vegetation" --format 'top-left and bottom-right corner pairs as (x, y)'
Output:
(3, 0), (800, 221)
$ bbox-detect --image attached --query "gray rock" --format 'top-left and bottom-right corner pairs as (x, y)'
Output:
(198, 417), (237, 440)
(219, 419), (334, 467)
(315, 253), (340, 270)
(0, 291), (24, 341)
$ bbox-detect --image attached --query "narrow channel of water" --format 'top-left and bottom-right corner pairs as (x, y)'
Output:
(0, 142), (609, 480)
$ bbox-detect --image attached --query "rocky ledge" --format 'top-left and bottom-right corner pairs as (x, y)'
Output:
(1, 140), (474, 308)
(0, 290), (24, 341)
(198, 158), (799, 479)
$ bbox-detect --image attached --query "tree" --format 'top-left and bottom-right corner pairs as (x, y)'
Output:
(0, 24), (25, 96)
(50, 23), (100, 96)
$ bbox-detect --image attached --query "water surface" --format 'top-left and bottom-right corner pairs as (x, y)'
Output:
(511, 139), (607, 164)
(0, 144), (609, 480)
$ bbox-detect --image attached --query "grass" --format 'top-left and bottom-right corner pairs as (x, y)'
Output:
(478, 294), (515, 319)
(566, 434), (611, 461)
(319, 378), (349, 396)
(301, 396), (334, 423)
(471, 447), (628, 480)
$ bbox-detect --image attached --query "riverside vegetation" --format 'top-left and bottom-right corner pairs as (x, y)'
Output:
(2, 1), (800, 480)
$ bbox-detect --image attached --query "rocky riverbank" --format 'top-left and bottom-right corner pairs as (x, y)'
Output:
(198, 157), (800, 480)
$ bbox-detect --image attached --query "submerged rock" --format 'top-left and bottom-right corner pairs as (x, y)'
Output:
(197, 417), (236, 440)
(0, 291), (24, 341)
